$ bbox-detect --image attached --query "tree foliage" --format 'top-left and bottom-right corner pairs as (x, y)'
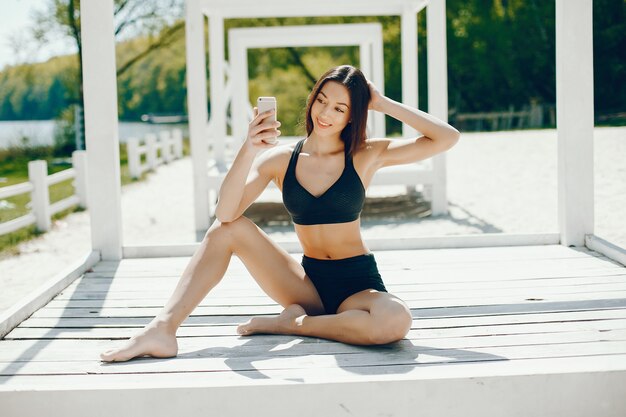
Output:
(0, 0), (624, 132)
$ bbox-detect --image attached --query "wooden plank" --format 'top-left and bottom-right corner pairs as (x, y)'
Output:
(73, 269), (626, 287)
(87, 245), (605, 272)
(59, 271), (626, 296)
(84, 253), (617, 276)
(27, 298), (626, 321)
(43, 282), (626, 309)
(7, 317), (626, 340)
(0, 358), (625, 417)
(56, 275), (626, 300)
(3, 339), (626, 377)
(587, 234), (626, 267)
(2, 340), (626, 377)
(413, 299), (626, 318)
(3, 328), (626, 363)
(27, 292), (626, 319)
(58, 280), (626, 297)
(0, 352), (623, 390)
(68, 264), (626, 286)
(54, 274), (626, 301)
(19, 307), (626, 330)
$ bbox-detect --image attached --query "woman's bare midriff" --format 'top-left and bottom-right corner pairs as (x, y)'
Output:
(294, 219), (369, 259)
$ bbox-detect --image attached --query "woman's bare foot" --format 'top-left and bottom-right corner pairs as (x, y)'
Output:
(237, 304), (306, 336)
(100, 322), (178, 362)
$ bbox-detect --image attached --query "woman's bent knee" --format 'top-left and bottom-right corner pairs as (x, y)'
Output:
(369, 302), (412, 345)
(204, 216), (253, 243)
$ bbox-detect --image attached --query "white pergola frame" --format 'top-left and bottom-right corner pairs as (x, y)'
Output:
(4, 2), (624, 408)
(228, 23), (387, 147)
(204, 23), (442, 216)
(186, 0), (452, 235)
(205, 23), (385, 213)
(77, 0), (624, 271)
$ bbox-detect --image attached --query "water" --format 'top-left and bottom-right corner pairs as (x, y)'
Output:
(0, 120), (189, 149)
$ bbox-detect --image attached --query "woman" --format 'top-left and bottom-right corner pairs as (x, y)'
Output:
(100, 65), (460, 362)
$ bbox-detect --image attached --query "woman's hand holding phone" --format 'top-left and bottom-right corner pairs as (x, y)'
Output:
(245, 97), (281, 151)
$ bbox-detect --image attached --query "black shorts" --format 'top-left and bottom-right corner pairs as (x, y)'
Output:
(302, 253), (388, 315)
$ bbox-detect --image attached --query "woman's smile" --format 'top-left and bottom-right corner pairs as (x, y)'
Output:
(316, 118), (332, 129)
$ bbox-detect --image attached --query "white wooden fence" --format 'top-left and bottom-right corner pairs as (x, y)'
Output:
(126, 129), (184, 179)
(0, 151), (88, 236)
(452, 103), (557, 131)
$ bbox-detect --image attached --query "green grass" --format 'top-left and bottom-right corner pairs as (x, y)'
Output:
(0, 137), (190, 258)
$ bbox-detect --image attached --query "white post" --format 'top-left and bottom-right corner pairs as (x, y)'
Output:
(127, 137), (140, 179)
(209, 14), (227, 164)
(427, 0), (449, 215)
(159, 130), (173, 163)
(72, 150), (88, 208)
(556, 0), (594, 247)
(372, 30), (386, 138)
(145, 133), (158, 170)
(28, 160), (51, 232)
(186, 1), (211, 234)
(360, 41), (379, 138)
(360, 42), (372, 81)
(172, 129), (184, 158)
(401, 8), (418, 138)
(230, 35), (248, 147)
(81, 0), (123, 260)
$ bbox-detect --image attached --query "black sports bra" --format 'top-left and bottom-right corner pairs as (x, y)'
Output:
(282, 139), (365, 225)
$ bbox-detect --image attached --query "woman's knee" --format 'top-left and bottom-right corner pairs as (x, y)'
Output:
(204, 216), (254, 245)
(369, 299), (412, 345)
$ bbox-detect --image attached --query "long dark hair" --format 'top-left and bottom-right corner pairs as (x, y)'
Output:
(304, 65), (371, 156)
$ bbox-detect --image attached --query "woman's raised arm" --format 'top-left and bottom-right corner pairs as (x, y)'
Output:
(367, 81), (460, 167)
(214, 108), (281, 223)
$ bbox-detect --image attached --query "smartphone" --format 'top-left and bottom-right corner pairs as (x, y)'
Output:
(257, 96), (278, 144)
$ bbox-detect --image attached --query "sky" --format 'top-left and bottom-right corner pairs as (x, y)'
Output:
(0, 0), (76, 70)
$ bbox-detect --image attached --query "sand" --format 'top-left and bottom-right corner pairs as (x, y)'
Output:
(1, 127), (624, 313)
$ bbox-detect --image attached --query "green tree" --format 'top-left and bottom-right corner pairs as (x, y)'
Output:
(27, 0), (186, 149)
(1, 1), (624, 131)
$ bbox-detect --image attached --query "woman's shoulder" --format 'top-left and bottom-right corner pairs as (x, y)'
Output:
(355, 138), (390, 156)
(363, 137), (392, 147)
(255, 140), (298, 172)
(352, 138), (393, 171)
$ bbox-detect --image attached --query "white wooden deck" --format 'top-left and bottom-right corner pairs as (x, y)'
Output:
(2, 244), (626, 416)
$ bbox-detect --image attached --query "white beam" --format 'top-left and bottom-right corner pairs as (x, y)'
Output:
(229, 34), (248, 144)
(586, 235), (626, 267)
(0, 251), (100, 338)
(209, 14), (227, 164)
(227, 24), (386, 142)
(122, 233), (561, 258)
(81, 0), (122, 260)
(185, 0), (211, 235)
(556, 0), (594, 247)
(368, 25), (387, 138)
(228, 24), (383, 48)
(360, 41), (374, 137)
(427, 0), (449, 215)
(401, 9), (418, 138)
(199, 0), (428, 18)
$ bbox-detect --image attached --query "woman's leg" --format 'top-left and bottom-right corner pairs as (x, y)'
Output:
(100, 216), (325, 362)
(238, 290), (413, 345)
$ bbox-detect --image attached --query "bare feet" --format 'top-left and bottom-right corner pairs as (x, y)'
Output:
(100, 322), (178, 362)
(237, 304), (306, 336)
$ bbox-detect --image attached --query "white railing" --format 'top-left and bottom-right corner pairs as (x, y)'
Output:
(0, 151), (88, 236)
(127, 129), (184, 179)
